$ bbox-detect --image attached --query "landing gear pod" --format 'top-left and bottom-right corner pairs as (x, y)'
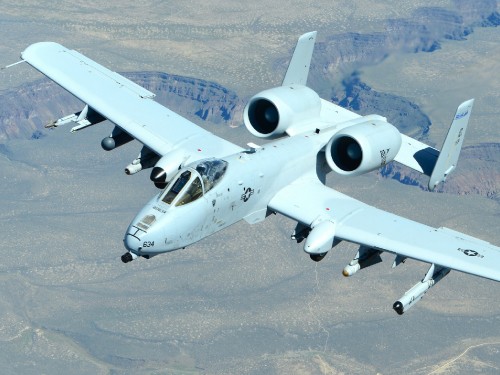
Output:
(310, 253), (327, 262)
(303, 220), (337, 256)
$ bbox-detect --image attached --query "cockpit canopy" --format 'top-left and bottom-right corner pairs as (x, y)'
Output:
(160, 158), (228, 207)
(194, 158), (228, 192)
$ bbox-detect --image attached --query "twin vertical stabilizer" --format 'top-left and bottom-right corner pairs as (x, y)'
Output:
(428, 99), (474, 190)
(283, 31), (474, 192)
(393, 99), (474, 190)
(282, 31), (317, 86)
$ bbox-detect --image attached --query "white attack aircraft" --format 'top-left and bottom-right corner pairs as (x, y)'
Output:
(14, 32), (499, 314)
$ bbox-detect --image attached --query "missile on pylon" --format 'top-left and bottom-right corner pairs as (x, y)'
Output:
(393, 265), (450, 315)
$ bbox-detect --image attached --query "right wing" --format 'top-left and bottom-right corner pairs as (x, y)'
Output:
(21, 42), (242, 161)
(269, 176), (500, 282)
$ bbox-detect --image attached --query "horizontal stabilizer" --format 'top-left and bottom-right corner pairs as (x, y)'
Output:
(394, 134), (439, 176)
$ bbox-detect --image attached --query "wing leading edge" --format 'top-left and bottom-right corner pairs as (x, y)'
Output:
(21, 42), (242, 160)
(269, 177), (500, 282)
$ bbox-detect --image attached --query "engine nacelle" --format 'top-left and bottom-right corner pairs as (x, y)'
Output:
(243, 85), (321, 138)
(150, 151), (186, 189)
(326, 120), (402, 176)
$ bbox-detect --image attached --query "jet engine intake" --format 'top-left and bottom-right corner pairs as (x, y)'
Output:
(244, 85), (321, 138)
(326, 120), (402, 176)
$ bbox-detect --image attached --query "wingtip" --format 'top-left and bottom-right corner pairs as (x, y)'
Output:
(459, 98), (474, 109)
(454, 99), (474, 120)
(282, 31), (318, 87)
(21, 42), (65, 60)
(299, 31), (317, 41)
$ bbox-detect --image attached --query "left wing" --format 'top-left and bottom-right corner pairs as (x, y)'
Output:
(268, 176), (500, 282)
(21, 42), (242, 161)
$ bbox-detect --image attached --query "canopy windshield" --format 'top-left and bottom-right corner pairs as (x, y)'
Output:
(194, 159), (228, 192)
(159, 159), (227, 207)
(162, 170), (192, 205)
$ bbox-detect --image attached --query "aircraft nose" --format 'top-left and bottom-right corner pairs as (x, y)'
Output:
(124, 232), (141, 252)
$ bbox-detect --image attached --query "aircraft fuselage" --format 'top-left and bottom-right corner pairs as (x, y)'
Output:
(124, 130), (329, 258)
